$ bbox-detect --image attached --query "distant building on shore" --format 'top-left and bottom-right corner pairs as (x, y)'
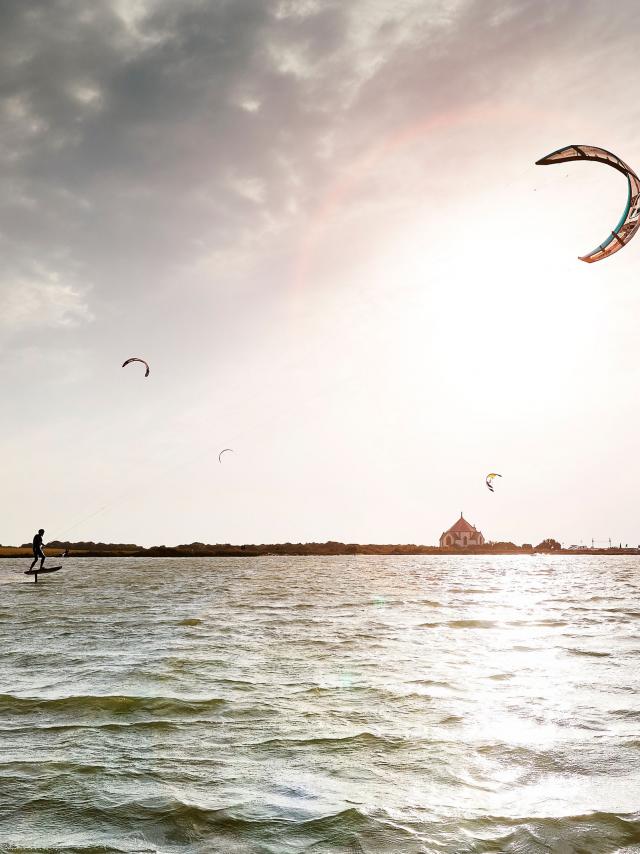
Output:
(439, 513), (485, 548)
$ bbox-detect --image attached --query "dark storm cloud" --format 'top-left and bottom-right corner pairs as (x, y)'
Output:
(0, 2), (290, 287)
(1, 0), (639, 330)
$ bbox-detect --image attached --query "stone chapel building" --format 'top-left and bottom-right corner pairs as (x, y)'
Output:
(439, 513), (485, 548)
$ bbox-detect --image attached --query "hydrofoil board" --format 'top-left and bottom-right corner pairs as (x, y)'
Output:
(25, 566), (62, 575)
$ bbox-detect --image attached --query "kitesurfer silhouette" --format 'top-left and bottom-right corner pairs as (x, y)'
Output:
(29, 529), (46, 572)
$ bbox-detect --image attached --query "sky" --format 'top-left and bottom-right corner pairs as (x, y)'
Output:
(2, 0), (640, 548)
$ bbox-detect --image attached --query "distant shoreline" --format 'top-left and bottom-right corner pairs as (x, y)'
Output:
(1, 542), (638, 558)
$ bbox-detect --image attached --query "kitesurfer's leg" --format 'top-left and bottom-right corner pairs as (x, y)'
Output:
(29, 555), (38, 571)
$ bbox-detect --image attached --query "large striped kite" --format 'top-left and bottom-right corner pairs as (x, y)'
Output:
(536, 145), (640, 263)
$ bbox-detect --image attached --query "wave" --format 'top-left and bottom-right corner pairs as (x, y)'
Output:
(0, 693), (226, 718)
(0, 759), (108, 775)
(563, 647), (611, 658)
(253, 731), (405, 750)
(7, 799), (383, 851)
(419, 619), (496, 629)
(457, 811), (640, 851)
(295, 686), (342, 697)
(506, 618), (569, 627)
(7, 806), (639, 854)
(408, 678), (452, 688)
(611, 709), (640, 720)
(447, 619), (496, 628)
(0, 848), (146, 854)
(0, 719), (197, 733)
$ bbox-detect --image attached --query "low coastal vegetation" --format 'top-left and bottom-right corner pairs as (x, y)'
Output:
(0, 538), (638, 557)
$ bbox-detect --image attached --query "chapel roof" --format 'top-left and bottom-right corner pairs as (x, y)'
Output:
(443, 513), (478, 534)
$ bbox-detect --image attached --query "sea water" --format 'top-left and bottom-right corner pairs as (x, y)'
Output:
(0, 555), (639, 853)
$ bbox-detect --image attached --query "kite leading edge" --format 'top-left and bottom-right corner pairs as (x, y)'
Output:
(122, 357), (150, 377)
(535, 144), (640, 263)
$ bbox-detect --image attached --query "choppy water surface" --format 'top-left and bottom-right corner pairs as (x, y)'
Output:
(0, 556), (639, 853)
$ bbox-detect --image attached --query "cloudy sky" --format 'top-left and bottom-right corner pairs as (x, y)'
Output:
(2, 0), (640, 547)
